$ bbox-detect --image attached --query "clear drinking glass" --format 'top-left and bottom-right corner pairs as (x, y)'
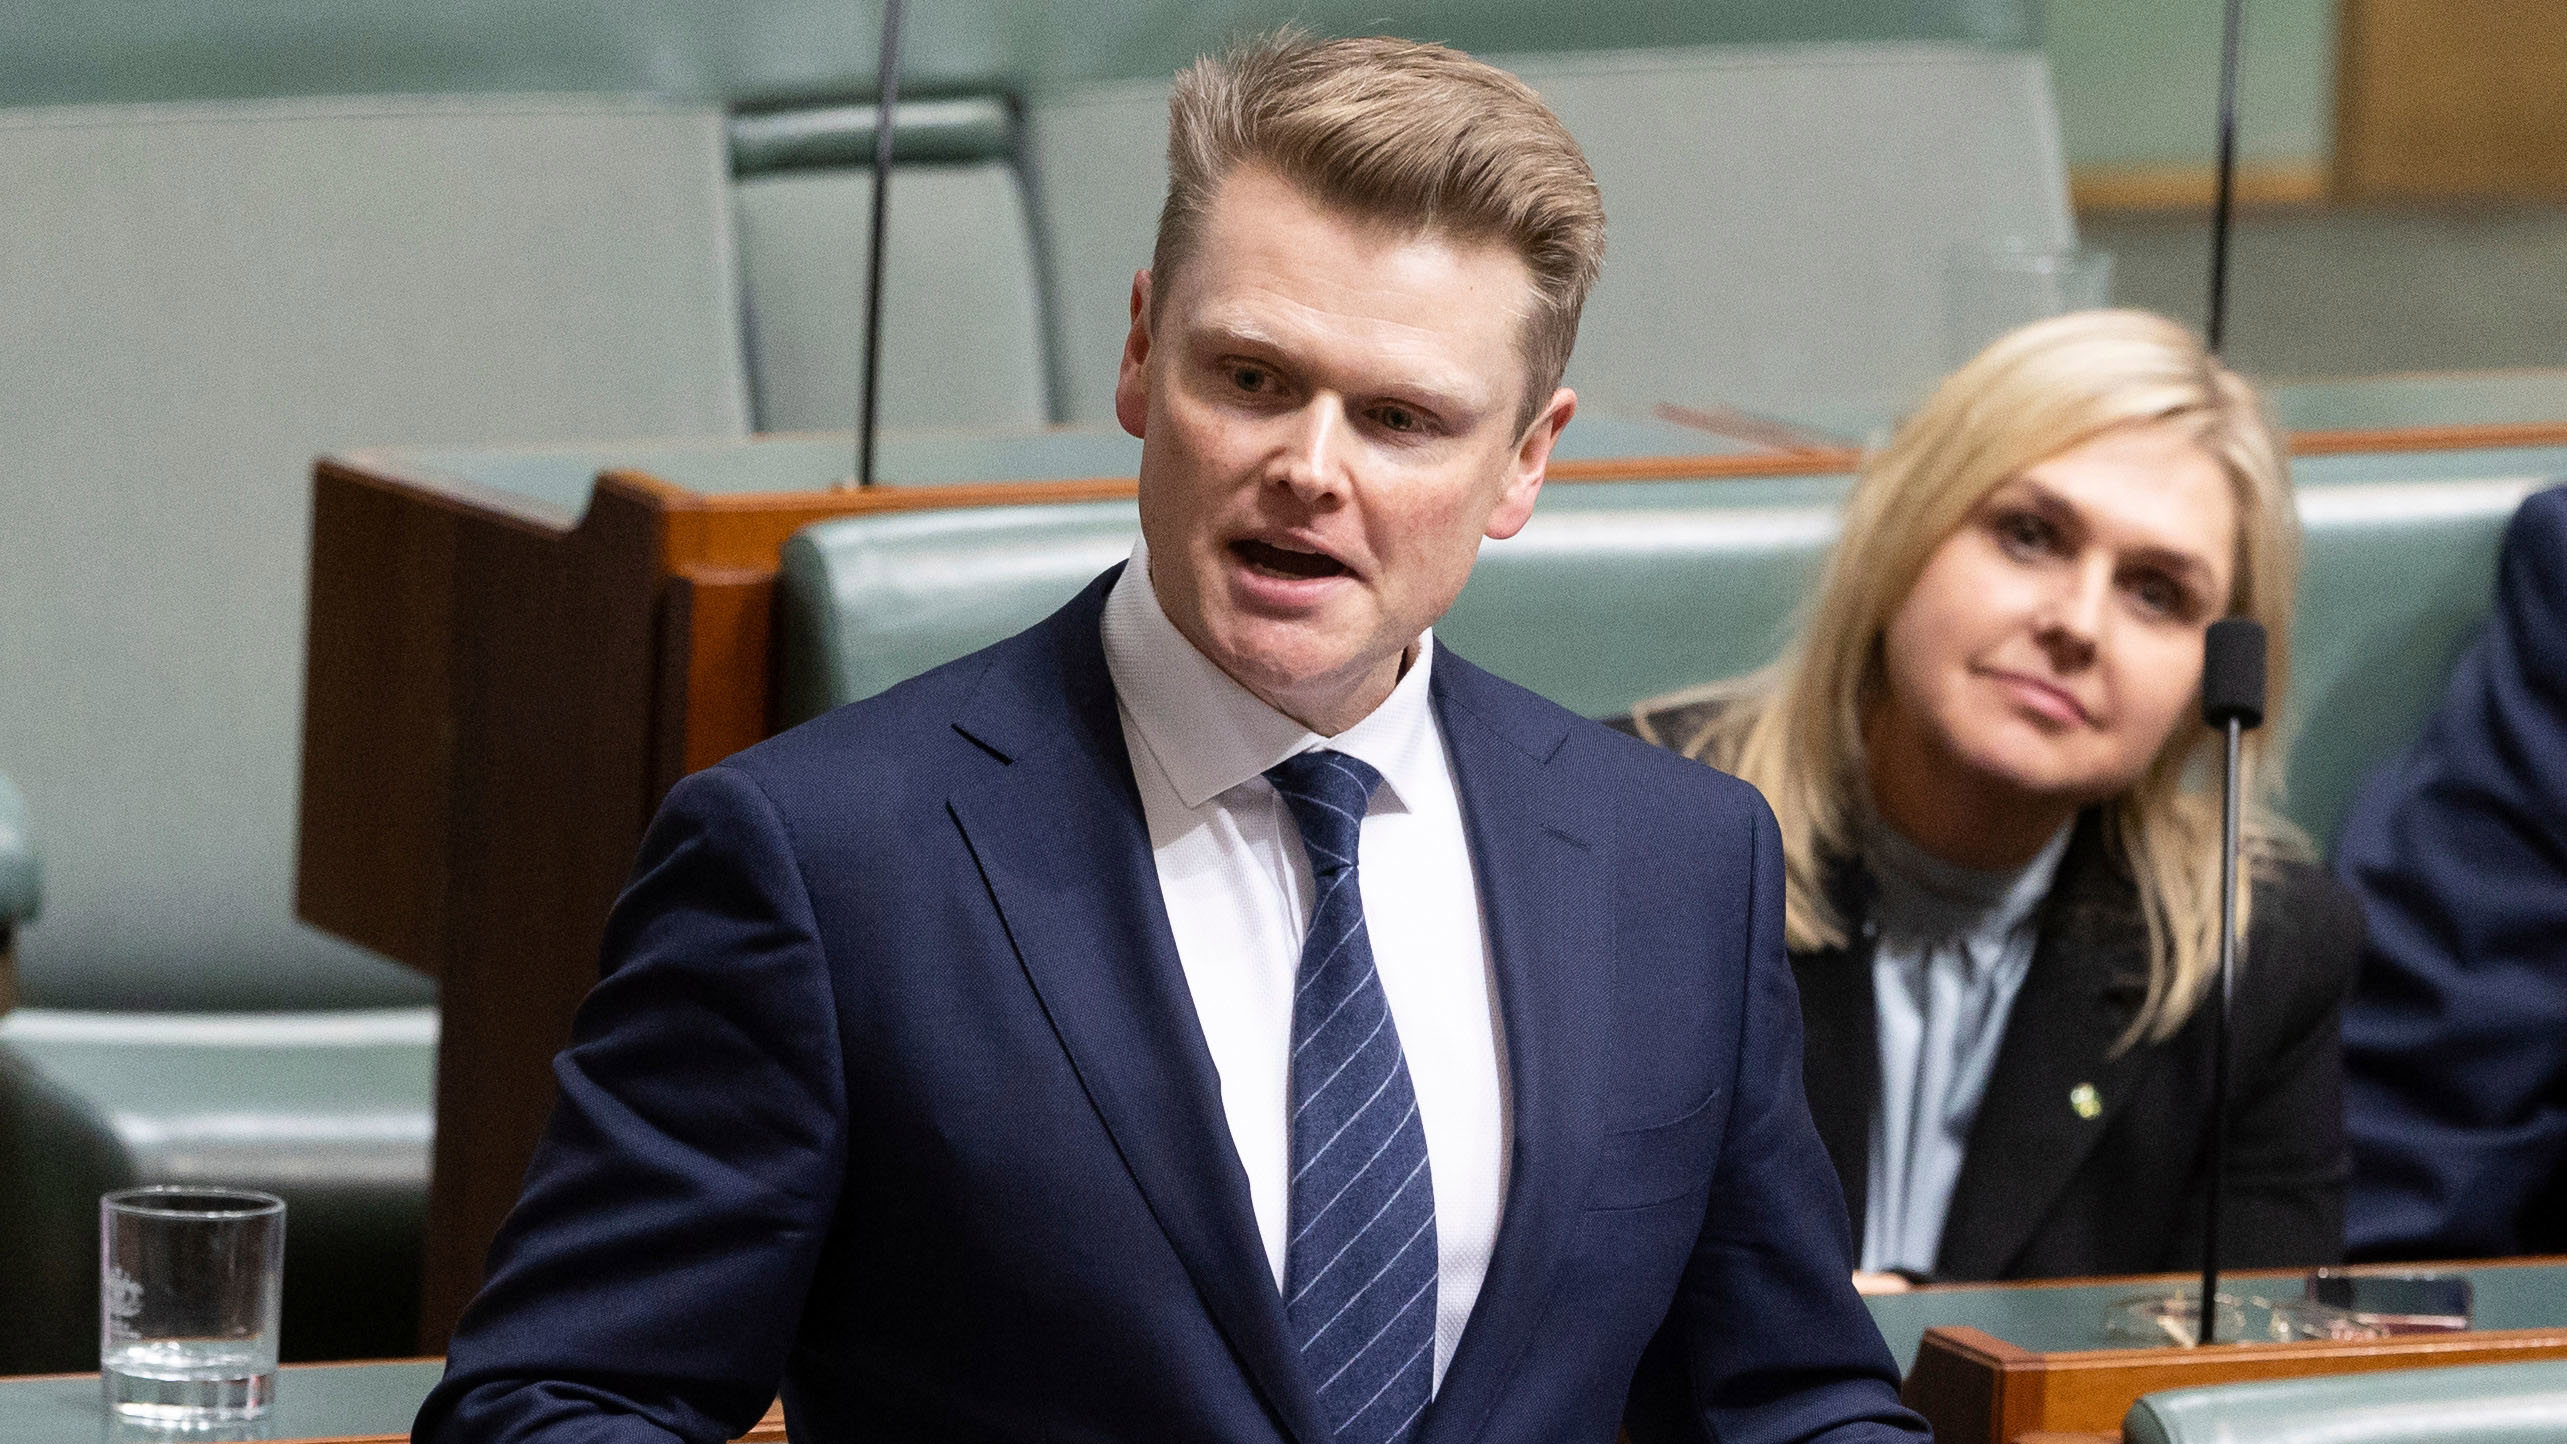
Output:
(100, 1187), (285, 1422)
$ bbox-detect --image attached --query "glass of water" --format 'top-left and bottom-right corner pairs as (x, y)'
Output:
(100, 1187), (285, 1423)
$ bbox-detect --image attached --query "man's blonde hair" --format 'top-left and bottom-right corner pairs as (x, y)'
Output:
(1643, 309), (2303, 1051)
(1153, 30), (1607, 429)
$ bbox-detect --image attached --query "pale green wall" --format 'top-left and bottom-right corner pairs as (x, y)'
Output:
(2043, 0), (2336, 170)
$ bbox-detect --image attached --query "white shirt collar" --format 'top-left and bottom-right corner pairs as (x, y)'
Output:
(1100, 541), (1442, 813)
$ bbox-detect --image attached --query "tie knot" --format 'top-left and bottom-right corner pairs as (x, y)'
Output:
(1264, 749), (1382, 875)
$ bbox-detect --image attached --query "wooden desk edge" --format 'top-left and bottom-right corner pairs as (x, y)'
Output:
(1898, 1252), (2567, 1294)
(1899, 1259), (2567, 1443)
(0, 1360), (787, 1444)
(1907, 1316), (2567, 1442)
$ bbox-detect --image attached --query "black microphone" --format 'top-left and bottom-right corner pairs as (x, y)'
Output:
(2196, 616), (2265, 1344)
(2203, 617), (2267, 729)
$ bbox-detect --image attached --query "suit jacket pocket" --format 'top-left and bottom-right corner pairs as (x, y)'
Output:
(1583, 1086), (1726, 1212)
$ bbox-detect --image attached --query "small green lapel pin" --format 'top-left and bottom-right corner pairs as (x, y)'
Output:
(2070, 1082), (2102, 1120)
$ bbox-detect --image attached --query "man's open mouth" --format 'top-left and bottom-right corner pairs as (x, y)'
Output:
(1232, 538), (1348, 580)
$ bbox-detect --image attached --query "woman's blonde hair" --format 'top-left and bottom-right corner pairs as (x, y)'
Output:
(1652, 309), (2302, 1048)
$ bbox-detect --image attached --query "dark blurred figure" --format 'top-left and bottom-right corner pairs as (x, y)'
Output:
(2337, 484), (2567, 1260)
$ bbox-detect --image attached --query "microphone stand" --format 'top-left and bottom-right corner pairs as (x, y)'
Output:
(2206, 0), (2245, 352)
(2198, 709), (2243, 1342)
(2195, 617), (2265, 1345)
(852, 0), (908, 490)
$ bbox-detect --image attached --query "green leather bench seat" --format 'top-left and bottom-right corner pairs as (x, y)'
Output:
(779, 462), (2563, 852)
(2126, 1359), (2567, 1444)
(0, 1009), (436, 1372)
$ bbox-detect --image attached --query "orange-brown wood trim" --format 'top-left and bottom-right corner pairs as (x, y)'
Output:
(607, 471), (1141, 573)
(663, 565), (781, 780)
(2028, 1326), (2567, 1438)
(1904, 1325), (2040, 1444)
(329, 414), (2567, 583)
(2290, 420), (2567, 456)
(313, 456), (580, 539)
(1908, 1319), (2567, 1443)
(606, 418), (2567, 572)
(1899, 1253), (2567, 1295)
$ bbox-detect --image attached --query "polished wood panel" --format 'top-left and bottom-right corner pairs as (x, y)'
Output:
(2338, 0), (2567, 201)
(299, 457), (1188, 1347)
(1907, 1320), (2567, 1443)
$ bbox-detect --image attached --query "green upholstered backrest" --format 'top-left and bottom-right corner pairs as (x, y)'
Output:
(0, 96), (751, 1011)
(2283, 476), (2539, 846)
(6, 1), (2047, 440)
(1029, 43), (2074, 426)
(0, 1008), (438, 1370)
(726, 95), (1053, 432)
(0, 1041), (134, 1373)
(777, 460), (2561, 852)
(734, 157), (1053, 432)
(1, 1), (2032, 109)
(0, 773), (36, 927)
(2125, 1360), (2567, 1444)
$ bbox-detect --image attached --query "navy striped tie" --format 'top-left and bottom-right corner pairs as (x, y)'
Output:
(1264, 749), (1436, 1444)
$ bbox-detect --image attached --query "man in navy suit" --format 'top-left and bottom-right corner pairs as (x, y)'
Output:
(2338, 484), (2567, 1260)
(418, 33), (1924, 1444)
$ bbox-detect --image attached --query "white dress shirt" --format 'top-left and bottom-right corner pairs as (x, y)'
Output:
(1860, 817), (2071, 1275)
(1099, 546), (1510, 1391)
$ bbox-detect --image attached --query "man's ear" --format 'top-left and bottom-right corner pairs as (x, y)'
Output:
(1486, 386), (1576, 541)
(1113, 269), (1154, 440)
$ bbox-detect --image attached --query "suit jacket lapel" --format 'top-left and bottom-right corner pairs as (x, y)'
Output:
(1794, 929), (1879, 1238)
(1413, 657), (1612, 1444)
(1934, 813), (2154, 1280)
(943, 571), (1327, 1444)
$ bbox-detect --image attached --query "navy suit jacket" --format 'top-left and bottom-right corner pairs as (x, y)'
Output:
(417, 569), (1923, 1444)
(2338, 484), (2567, 1259)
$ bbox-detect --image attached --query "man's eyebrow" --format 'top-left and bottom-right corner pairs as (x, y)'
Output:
(1193, 319), (1290, 357)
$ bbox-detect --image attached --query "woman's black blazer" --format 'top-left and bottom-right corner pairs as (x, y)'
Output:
(1618, 700), (2364, 1281)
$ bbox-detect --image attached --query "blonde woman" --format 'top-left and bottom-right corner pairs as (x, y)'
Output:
(1621, 310), (2361, 1282)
